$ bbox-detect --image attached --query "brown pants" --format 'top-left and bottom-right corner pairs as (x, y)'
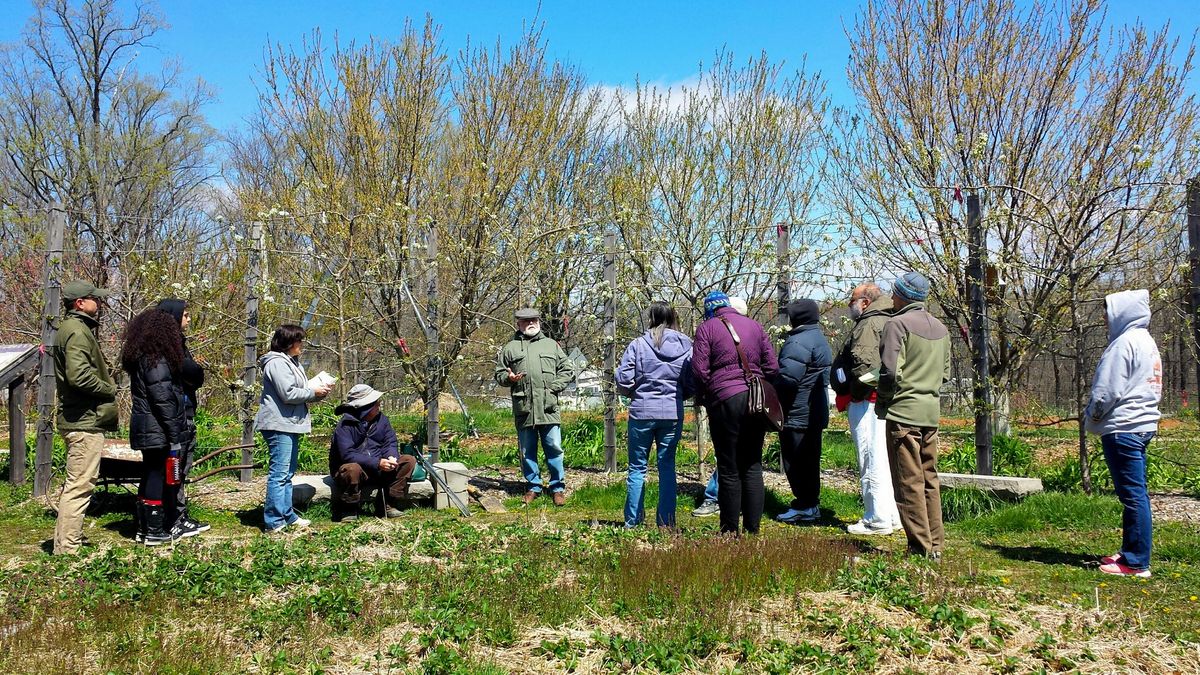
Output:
(333, 457), (417, 505)
(53, 431), (105, 555)
(885, 421), (944, 556)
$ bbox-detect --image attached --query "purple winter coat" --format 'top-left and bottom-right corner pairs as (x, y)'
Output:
(692, 306), (779, 406)
(615, 329), (694, 420)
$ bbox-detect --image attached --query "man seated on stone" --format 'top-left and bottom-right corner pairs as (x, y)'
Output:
(329, 384), (417, 520)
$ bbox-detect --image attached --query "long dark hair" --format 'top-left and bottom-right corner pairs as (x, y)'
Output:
(648, 301), (677, 348)
(120, 309), (184, 374)
(269, 324), (306, 353)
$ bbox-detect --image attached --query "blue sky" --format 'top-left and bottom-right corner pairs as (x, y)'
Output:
(0, 1), (1196, 134)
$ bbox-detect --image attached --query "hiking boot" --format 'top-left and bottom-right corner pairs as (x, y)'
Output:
(552, 491), (566, 507)
(691, 500), (719, 517)
(143, 504), (171, 546)
(776, 506), (820, 524)
(847, 520), (894, 536)
(333, 502), (359, 522)
(523, 490), (539, 506)
(1099, 562), (1151, 578)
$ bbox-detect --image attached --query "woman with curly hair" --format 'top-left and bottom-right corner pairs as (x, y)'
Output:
(156, 298), (209, 535)
(120, 308), (195, 545)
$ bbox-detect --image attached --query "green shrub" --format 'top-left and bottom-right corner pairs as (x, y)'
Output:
(940, 487), (1005, 522)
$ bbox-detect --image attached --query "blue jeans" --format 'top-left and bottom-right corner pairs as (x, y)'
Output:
(703, 470), (719, 503)
(518, 425), (565, 493)
(1101, 432), (1155, 570)
(625, 418), (681, 527)
(262, 430), (301, 530)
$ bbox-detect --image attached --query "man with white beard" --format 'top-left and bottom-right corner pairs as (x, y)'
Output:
(835, 283), (902, 535)
(495, 308), (577, 507)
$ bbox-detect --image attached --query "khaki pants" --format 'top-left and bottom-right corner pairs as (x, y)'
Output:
(53, 431), (105, 555)
(885, 421), (944, 556)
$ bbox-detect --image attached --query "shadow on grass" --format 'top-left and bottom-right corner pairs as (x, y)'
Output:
(983, 543), (1099, 569)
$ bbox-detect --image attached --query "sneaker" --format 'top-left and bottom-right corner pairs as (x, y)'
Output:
(1099, 562), (1151, 578)
(1100, 553), (1122, 565)
(847, 520), (894, 536)
(180, 510), (211, 533)
(552, 491), (566, 507)
(692, 500), (720, 517)
(383, 503), (404, 518)
(291, 517), (312, 529)
(171, 518), (202, 539)
(267, 523), (288, 534)
(777, 506), (820, 523)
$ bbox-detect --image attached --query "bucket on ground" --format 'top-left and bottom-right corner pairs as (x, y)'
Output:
(432, 462), (469, 511)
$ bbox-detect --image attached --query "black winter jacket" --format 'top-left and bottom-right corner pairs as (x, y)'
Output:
(775, 324), (833, 430)
(129, 357), (192, 450)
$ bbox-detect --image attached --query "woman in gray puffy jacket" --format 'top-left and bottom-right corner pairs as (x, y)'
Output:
(256, 324), (332, 532)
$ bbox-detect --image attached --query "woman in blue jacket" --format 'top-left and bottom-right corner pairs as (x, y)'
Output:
(616, 301), (692, 528)
(774, 299), (833, 524)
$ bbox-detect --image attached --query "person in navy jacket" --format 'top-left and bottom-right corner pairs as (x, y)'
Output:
(774, 299), (833, 524)
(329, 384), (416, 520)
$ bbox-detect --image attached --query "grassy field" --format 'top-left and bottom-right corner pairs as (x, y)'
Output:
(1, 410), (1198, 673)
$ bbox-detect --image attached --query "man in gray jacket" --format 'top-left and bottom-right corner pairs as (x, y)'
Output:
(1086, 289), (1162, 577)
(495, 308), (576, 506)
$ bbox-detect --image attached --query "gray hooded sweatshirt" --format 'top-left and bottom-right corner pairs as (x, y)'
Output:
(255, 351), (316, 434)
(1084, 290), (1162, 436)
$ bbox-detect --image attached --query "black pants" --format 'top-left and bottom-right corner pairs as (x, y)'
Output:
(780, 427), (823, 510)
(709, 391), (766, 535)
(137, 446), (179, 517)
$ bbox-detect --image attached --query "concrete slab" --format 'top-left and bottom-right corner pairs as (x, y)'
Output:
(291, 474), (434, 508)
(937, 472), (1043, 500)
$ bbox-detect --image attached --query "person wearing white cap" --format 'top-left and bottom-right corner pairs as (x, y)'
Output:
(495, 307), (576, 506)
(329, 384), (417, 520)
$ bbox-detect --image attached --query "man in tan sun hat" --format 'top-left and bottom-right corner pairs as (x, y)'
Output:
(328, 384), (417, 520)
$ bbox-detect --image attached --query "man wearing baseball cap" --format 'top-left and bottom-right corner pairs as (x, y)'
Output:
(52, 280), (118, 554)
(494, 307), (576, 506)
(876, 272), (951, 560)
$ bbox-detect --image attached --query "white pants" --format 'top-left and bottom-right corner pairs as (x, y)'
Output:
(848, 400), (900, 528)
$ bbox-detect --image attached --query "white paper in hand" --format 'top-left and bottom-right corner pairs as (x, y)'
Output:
(307, 371), (336, 389)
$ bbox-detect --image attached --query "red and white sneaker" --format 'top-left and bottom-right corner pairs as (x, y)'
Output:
(1100, 553), (1122, 565)
(1099, 562), (1151, 578)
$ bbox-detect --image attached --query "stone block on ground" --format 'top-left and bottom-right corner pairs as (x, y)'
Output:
(937, 472), (1043, 500)
(291, 474), (434, 508)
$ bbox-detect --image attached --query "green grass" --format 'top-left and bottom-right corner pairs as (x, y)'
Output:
(2, 407), (1199, 672)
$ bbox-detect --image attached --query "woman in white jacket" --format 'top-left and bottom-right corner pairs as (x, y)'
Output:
(1085, 290), (1162, 577)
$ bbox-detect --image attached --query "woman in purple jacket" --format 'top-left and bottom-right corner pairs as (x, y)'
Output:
(692, 291), (779, 535)
(616, 302), (693, 528)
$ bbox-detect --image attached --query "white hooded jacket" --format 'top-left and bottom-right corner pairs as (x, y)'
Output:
(1084, 290), (1162, 436)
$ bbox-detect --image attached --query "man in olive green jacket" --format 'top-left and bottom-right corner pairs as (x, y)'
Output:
(494, 308), (576, 506)
(53, 280), (119, 555)
(877, 272), (951, 559)
(837, 283), (901, 535)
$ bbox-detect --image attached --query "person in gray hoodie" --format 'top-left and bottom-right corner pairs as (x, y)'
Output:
(256, 324), (333, 532)
(616, 301), (693, 528)
(1085, 289), (1162, 577)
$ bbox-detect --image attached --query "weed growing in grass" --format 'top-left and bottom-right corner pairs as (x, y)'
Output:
(941, 487), (1006, 522)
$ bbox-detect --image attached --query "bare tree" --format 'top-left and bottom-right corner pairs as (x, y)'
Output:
(0, 0), (217, 314)
(832, 0), (1197, 483)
